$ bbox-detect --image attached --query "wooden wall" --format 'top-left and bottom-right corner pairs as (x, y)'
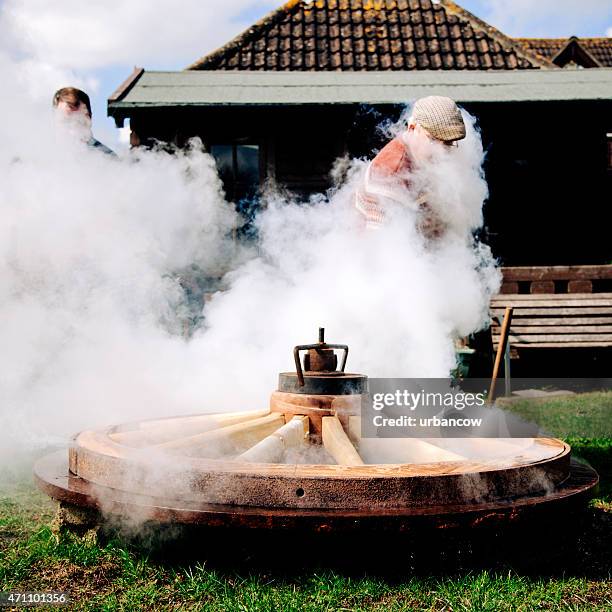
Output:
(127, 100), (611, 266)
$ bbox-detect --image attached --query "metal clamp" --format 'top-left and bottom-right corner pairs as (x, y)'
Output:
(293, 328), (348, 387)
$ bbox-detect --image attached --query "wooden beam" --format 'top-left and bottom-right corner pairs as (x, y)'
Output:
(322, 416), (364, 466)
(110, 409), (269, 447)
(568, 280), (593, 293)
(237, 416), (309, 463)
(489, 306), (513, 403)
(108, 66), (145, 102)
(156, 413), (285, 458)
(501, 265), (612, 281)
(530, 281), (555, 294)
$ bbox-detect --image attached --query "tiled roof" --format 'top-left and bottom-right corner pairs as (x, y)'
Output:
(517, 37), (612, 68)
(189, 0), (551, 71)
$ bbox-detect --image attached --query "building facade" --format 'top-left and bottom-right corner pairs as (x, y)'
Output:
(108, 0), (612, 266)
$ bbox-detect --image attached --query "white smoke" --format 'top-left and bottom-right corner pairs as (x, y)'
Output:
(0, 19), (499, 478)
(0, 106), (499, 474)
(188, 111), (499, 406)
(0, 120), (244, 468)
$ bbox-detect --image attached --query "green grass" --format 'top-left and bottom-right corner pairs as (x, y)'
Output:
(1, 511), (610, 612)
(499, 391), (612, 439)
(1, 393), (611, 611)
(501, 391), (612, 501)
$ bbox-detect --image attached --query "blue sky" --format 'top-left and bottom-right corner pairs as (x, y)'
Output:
(7, 0), (605, 147)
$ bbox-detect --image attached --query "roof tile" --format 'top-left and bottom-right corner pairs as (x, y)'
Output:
(441, 52), (454, 69)
(517, 37), (612, 67)
(455, 53), (467, 69)
(189, 0), (550, 71)
(466, 53), (479, 69)
(492, 53), (504, 69)
(505, 55), (518, 69)
(479, 54), (492, 69)
(429, 53), (442, 69)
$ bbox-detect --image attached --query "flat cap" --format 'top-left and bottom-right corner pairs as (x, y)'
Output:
(412, 96), (466, 143)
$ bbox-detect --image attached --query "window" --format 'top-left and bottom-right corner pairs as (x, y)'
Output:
(210, 143), (261, 240)
(210, 143), (260, 201)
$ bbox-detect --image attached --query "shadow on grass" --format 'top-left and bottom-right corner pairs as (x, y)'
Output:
(98, 501), (610, 582)
(93, 436), (611, 581)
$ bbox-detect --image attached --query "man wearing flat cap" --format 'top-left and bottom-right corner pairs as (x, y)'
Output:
(355, 95), (466, 238)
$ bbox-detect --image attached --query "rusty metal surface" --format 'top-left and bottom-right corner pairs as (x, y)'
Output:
(278, 373), (367, 395)
(34, 451), (599, 532)
(303, 348), (337, 374)
(293, 328), (349, 387)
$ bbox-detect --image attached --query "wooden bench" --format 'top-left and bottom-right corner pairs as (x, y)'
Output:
(491, 265), (612, 356)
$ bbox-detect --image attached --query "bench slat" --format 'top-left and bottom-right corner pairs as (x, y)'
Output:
(492, 325), (612, 334)
(491, 298), (612, 308)
(491, 317), (612, 327)
(491, 292), (612, 302)
(507, 342), (612, 348)
(491, 290), (612, 351)
(493, 333), (612, 343)
(491, 307), (612, 317)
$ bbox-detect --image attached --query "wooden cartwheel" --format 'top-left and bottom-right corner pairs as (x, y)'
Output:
(34, 330), (599, 533)
(34, 407), (598, 532)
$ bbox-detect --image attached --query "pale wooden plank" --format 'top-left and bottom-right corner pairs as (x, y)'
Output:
(110, 409), (269, 447)
(237, 416), (309, 463)
(156, 413), (285, 457)
(322, 416), (364, 466)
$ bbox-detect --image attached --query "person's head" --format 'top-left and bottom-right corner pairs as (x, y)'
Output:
(406, 96), (466, 155)
(52, 87), (93, 135)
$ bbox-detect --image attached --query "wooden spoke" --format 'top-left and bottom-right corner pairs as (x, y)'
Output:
(322, 416), (364, 466)
(155, 413), (285, 458)
(358, 438), (465, 464)
(347, 415), (361, 445)
(110, 409), (269, 447)
(237, 416), (309, 463)
(423, 438), (530, 460)
(346, 415), (465, 464)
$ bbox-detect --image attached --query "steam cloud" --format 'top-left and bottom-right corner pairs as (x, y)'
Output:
(0, 27), (499, 478)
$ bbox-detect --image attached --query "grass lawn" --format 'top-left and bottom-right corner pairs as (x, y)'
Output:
(1, 393), (610, 611)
